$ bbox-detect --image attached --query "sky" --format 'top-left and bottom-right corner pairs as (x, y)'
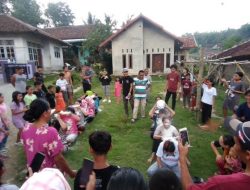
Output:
(37, 0), (250, 36)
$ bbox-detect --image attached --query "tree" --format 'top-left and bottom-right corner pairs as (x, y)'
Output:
(223, 36), (242, 50)
(0, 0), (10, 14)
(11, 0), (43, 26)
(45, 2), (75, 27)
(83, 12), (98, 25)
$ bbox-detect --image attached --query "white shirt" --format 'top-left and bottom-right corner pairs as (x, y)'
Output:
(201, 84), (217, 105)
(56, 79), (68, 91)
(156, 137), (179, 167)
(154, 125), (179, 140)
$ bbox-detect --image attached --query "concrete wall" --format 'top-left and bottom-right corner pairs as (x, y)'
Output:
(143, 24), (175, 73)
(112, 20), (144, 75)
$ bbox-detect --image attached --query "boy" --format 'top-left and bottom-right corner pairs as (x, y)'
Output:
(46, 85), (56, 109)
(24, 86), (37, 107)
(56, 73), (69, 105)
(33, 81), (46, 99)
(74, 131), (119, 190)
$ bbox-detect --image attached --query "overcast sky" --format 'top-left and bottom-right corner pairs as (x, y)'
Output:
(37, 0), (250, 36)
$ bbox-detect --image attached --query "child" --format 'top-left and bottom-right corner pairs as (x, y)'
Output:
(99, 70), (112, 103)
(55, 86), (66, 112)
(114, 77), (122, 104)
(0, 93), (11, 157)
(46, 85), (56, 109)
(56, 73), (69, 105)
(33, 81), (46, 99)
(10, 91), (27, 145)
(182, 74), (192, 109)
(24, 86), (37, 107)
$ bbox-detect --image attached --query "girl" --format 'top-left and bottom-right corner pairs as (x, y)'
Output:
(21, 99), (76, 178)
(11, 91), (27, 145)
(99, 70), (112, 103)
(24, 85), (37, 107)
(114, 77), (122, 104)
(200, 78), (217, 130)
(55, 86), (66, 112)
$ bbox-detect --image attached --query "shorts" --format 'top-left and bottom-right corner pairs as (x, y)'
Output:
(67, 84), (73, 94)
(223, 97), (239, 111)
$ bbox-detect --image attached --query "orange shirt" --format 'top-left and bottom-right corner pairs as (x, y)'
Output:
(55, 92), (66, 112)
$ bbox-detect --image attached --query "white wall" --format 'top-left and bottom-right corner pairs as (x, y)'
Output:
(112, 20), (144, 75)
(48, 42), (64, 71)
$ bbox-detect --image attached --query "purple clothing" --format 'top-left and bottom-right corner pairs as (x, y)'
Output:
(10, 102), (25, 129)
(21, 123), (64, 169)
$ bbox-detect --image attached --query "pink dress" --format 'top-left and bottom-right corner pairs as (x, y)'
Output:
(10, 102), (26, 129)
(60, 115), (78, 135)
(114, 81), (122, 97)
(21, 123), (64, 169)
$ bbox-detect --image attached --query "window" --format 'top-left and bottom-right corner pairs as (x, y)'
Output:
(181, 55), (185, 61)
(146, 54), (150, 68)
(163, 48), (165, 52)
(157, 48), (159, 52)
(131, 49), (133, 53)
(128, 54), (133, 69)
(122, 54), (126, 68)
(126, 49), (128, 53)
(122, 49), (124, 53)
(146, 49), (148, 53)
(174, 55), (178, 62)
(0, 40), (15, 59)
(152, 48), (154, 53)
(27, 42), (41, 65)
(166, 53), (171, 68)
(169, 48), (171, 52)
(54, 46), (61, 58)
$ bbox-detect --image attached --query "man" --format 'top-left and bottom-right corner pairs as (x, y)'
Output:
(119, 68), (134, 118)
(81, 65), (93, 93)
(131, 70), (149, 123)
(165, 65), (180, 110)
(33, 66), (47, 93)
(144, 68), (152, 101)
(11, 66), (27, 96)
(179, 118), (250, 190)
(74, 131), (118, 190)
(63, 65), (74, 105)
(221, 72), (246, 119)
(235, 89), (250, 122)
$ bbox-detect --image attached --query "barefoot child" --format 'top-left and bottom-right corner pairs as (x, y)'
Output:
(114, 77), (122, 104)
(24, 86), (37, 107)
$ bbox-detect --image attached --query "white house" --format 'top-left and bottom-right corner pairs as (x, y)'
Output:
(0, 14), (68, 72)
(99, 15), (196, 75)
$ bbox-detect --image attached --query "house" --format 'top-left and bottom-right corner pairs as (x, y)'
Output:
(0, 14), (68, 73)
(99, 14), (196, 75)
(44, 25), (93, 67)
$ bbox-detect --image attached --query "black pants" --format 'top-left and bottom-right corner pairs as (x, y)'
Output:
(201, 102), (212, 124)
(123, 95), (134, 116)
(152, 139), (161, 152)
(165, 90), (177, 110)
(82, 82), (91, 93)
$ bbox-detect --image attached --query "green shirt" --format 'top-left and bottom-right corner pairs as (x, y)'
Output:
(24, 94), (37, 106)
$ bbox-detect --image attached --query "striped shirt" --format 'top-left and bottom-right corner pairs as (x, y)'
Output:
(133, 77), (149, 98)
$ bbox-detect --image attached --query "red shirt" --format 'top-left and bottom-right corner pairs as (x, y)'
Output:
(188, 172), (250, 190)
(166, 72), (180, 92)
(182, 79), (192, 95)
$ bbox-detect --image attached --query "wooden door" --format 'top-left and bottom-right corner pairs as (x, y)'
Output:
(152, 54), (164, 73)
(37, 49), (43, 67)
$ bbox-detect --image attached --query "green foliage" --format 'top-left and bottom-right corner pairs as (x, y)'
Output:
(0, 0), (10, 14)
(11, 0), (44, 26)
(83, 12), (98, 25)
(45, 2), (75, 27)
(223, 36), (242, 50)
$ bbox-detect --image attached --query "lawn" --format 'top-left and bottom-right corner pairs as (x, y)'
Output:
(15, 73), (231, 187)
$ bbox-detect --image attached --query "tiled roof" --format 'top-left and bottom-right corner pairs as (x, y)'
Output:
(215, 40), (250, 59)
(0, 14), (68, 45)
(43, 25), (94, 40)
(179, 36), (197, 49)
(99, 14), (180, 48)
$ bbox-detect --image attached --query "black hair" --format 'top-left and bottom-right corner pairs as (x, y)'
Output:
(66, 106), (75, 114)
(149, 169), (182, 190)
(12, 91), (23, 107)
(89, 131), (111, 155)
(207, 77), (215, 87)
(170, 64), (177, 70)
(162, 116), (170, 122)
(245, 89), (250, 96)
(56, 86), (61, 93)
(155, 96), (162, 100)
(235, 71), (244, 78)
(223, 135), (235, 147)
(37, 66), (42, 69)
(184, 67), (189, 73)
(23, 99), (50, 122)
(47, 85), (54, 90)
(107, 167), (148, 190)
(138, 70), (144, 74)
(0, 93), (3, 97)
(59, 73), (64, 77)
(163, 140), (175, 153)
(34, 81), (42, 86)
(63, 65), (68, 70)
(16, 66), (22, 70)
(26, 85), (32, 91)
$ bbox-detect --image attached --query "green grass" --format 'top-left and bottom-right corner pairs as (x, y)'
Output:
(16, 75), (232, 187)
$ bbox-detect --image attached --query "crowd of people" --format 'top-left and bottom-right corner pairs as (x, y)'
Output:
(0, 62), (250, 190)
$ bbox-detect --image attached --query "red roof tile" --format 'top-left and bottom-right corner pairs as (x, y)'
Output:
(179, 36), (197, 49)
(43, 25), (94, 40)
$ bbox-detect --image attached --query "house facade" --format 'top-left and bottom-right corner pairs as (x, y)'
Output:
(100, 15), (196, 75)
(0, 14), (67, 73)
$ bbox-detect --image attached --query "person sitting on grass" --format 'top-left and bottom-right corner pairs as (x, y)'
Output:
(179, 118), (250, 190)
(74, 131), (119, 190)
(147, 137), (180, 178)
(211, 134), (242, 175)
(0, 160), (19, 190)
(235, 89), (250, 122)
(24, 86), (37, 108)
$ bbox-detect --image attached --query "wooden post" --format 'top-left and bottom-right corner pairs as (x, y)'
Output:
(195, 48), (205, 120)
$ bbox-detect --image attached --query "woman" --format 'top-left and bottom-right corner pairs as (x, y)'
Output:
(21, 99), (76, 178)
